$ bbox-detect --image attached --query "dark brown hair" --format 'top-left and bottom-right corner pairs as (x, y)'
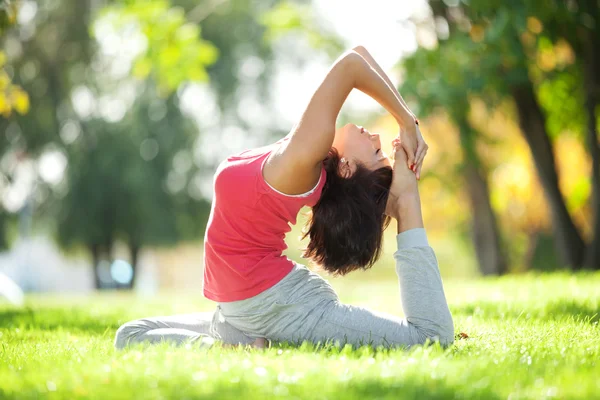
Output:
(302, 148), (393, 275)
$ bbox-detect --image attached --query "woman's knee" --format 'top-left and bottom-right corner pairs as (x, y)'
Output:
(114, 320), (146, 349)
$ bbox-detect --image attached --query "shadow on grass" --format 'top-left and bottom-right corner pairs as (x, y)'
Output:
(454, 299), (599, 323)
(0, 307), (120, 333)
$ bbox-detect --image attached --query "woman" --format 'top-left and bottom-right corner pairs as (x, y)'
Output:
(115, 46), (453, 350)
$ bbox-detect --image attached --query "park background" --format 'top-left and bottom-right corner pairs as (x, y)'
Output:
(0, 0), (598, 292)
(1, 1), (599, 399)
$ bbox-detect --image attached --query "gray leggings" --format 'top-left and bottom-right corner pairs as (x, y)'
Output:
(115, 229), (454, 349)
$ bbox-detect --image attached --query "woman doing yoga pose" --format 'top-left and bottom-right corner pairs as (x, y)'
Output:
(115, 46), (454, 349)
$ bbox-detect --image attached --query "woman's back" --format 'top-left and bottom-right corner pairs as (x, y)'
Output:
(203, 140), (327, 302)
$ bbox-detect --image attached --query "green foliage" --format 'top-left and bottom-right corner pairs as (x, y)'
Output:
(537, 68), (586, 140)
(0, 0), (16, 35)
(400, 31), (491, 171)
(261, 1), (344, 56)
(0, 2), (29, 118)
(95, 0), (219, 96)
(261, 2), (305, 34)
(1, 0), (97, 154)
(0, 51), (29, 117)
(1, 272), (599, 399)
(520, 0), (598, 55)
(0, 0), (30, 249)
(400, 34), (475, 120)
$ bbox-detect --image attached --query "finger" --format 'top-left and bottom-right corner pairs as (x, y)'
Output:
(416, 149), (427, 179)
(390, 142), (399, 160)
(417, 141), (428, 164)
(417, 139), (427, 161)
(402, 142), (416, 169)
(394, 143), (404, 160)
(412, 143), (425, 173)
(414, 146), (425, 171)
(392, 143), (406, 165)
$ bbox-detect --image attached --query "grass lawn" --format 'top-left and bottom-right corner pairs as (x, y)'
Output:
(1, 271), (599, 399)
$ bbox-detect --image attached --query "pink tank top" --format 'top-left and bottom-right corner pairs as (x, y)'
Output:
(203, 139), (327, 302)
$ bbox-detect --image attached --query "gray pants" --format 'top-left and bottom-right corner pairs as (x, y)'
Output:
(115, 229), (454, 349)
(113, 311), (256, 349)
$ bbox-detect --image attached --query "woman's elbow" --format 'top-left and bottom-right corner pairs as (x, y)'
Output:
(338, 49), (363, 66)
(335, 50), (367, 80)
(352, 45), (369, 56)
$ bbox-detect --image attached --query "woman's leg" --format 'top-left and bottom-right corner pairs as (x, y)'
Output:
(307, 231), (454, 347)
(219, 229), (454, 348)
(114, 311), (257, 349)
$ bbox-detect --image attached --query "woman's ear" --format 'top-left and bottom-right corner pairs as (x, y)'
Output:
(339, 157), (353, 178)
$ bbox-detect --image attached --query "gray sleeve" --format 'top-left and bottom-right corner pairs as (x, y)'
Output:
(394, 228), (454, 345)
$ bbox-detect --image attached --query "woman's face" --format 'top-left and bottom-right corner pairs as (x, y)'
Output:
(333, 123), (391, 173)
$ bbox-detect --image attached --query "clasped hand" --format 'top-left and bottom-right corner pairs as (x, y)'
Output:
(397, 121), (428, 180)
(385, 121), (427, 222)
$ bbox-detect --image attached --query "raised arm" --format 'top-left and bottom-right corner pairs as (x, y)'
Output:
(263, 49), (415, 196)
(352, 46), (415, 122)
(354, 46), (428, 179)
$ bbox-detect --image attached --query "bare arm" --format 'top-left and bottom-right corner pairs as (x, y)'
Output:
(352, 45), (415, 121)
(264, 49), (414, 195)
(354, 46), (429, 179)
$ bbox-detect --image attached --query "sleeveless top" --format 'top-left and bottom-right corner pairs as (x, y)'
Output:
(203, 138), (327, 302)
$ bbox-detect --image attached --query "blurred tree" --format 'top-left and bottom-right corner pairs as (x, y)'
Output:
(0, 0), (211, 288)
(520, 0), (600, 268)
(75, 0), (337, 288)
(1, 0), (97, 259)
(423, 0), (595, 269)
(0, 208), (9, 250)
(97, 0), (219, 96)
(0, 0), (16, 34)
(0, 51), (29, 118)
(1, 0), (338, 288)
(57, 91), (209, 289)
(0, 1), (28, 118)
(401, 36), (507, 275)
(0, 0), (29, 250)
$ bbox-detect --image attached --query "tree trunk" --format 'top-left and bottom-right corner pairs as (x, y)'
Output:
(511, 82), (586, 269)
(90, 243), (102, 290)
(0, 209), (8, 251)
(581, 29), (600, 270)
(464, 161), (508, 275)
(128, 243), (140, 290)
(523, 231), (539, 270)
(456, 121), (508, 275)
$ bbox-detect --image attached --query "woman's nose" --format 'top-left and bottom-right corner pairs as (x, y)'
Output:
(369, 132), (380, 140)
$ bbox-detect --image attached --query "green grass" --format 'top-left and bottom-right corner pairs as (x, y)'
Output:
(1, 272), (599, 399)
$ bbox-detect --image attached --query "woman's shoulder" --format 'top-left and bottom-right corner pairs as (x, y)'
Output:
(213, 140), (288, 198)
(222, 137), (288, 162)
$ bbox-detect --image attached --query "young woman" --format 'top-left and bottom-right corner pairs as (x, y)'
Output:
(114, 46), (453, 350)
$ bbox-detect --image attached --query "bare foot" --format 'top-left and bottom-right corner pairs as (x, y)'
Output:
(220, 337), (268, 350)
(252, 338), (267, 349)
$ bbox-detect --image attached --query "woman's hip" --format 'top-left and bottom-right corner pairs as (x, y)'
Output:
(217, 264), (338, 339)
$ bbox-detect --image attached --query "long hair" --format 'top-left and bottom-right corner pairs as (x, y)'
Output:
(302, 148), (393, 275)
